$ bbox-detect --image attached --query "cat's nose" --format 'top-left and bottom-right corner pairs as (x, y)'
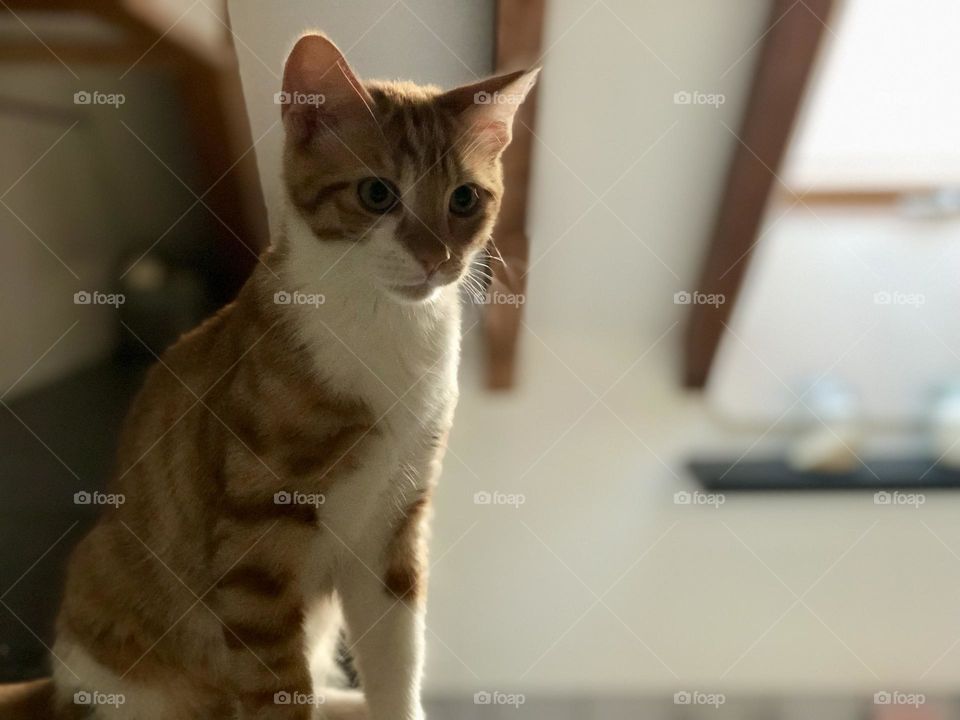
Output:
(416, 247), (451, 277)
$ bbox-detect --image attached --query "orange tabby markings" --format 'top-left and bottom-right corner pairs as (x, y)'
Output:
(384, 492), (433, 603)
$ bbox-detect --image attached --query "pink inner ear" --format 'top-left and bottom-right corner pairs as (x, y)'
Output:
(441, 68), (539, 155)
(284, 105), (332, 147)
(470, 119), (511, 152)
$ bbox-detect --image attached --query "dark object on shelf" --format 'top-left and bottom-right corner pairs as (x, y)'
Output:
(117, 255), (213, 360)
(690, 457), (960, 491)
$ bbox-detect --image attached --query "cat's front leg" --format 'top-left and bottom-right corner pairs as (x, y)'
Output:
(336, 492), (431, 720)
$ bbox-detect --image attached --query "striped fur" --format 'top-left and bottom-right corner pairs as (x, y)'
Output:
(52, 32), (536, 720)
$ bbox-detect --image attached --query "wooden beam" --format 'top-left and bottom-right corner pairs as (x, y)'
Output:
(485, 0), (546, 390)
(683, 0), (835, 388)
(0, 41), (182, 65)
(173, 51), (270, 299)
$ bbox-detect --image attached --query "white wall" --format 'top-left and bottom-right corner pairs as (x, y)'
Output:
(522, 1), (764, 343)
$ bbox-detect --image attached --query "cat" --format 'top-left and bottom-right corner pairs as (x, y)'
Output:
(50, 32), (536, 720)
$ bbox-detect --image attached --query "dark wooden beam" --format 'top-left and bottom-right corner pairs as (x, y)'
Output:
(683, 0), (834, 388)
(485, 0), (546, 390)
(0, 42), (181, 65)
(172, 50), (270, 299)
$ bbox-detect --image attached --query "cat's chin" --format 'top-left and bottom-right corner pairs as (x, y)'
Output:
(384, 281), (443, 304)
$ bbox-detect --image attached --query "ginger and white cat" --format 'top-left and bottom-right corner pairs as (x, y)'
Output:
(50, 33), (536, 720)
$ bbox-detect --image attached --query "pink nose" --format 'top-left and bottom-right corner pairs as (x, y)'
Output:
(418, 251), (449, 277)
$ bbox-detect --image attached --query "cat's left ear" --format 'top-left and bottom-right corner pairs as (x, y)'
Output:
(280, 33), (376, 146)
(439, 68), (540, 155)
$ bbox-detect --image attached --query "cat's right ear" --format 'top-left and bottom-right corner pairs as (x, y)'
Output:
(280, 33), (375, 146)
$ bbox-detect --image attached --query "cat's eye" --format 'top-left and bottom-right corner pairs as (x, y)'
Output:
(357, 177), (400, 214)
(449, 184), (481, 217)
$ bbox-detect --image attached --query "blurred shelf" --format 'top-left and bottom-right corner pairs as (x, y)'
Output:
(691, 457), (960, 492)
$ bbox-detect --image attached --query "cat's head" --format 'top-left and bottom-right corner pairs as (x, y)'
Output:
(279, 33), (537, 303)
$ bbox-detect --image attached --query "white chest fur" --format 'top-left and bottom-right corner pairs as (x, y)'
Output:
(278, 217), (464, 596)
(280, 232), (461, 429)
(279, 213), (461, 530)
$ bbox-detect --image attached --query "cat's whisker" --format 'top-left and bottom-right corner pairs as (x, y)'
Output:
(486, 240), (509, 269)
(462, 273), (489, 304)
